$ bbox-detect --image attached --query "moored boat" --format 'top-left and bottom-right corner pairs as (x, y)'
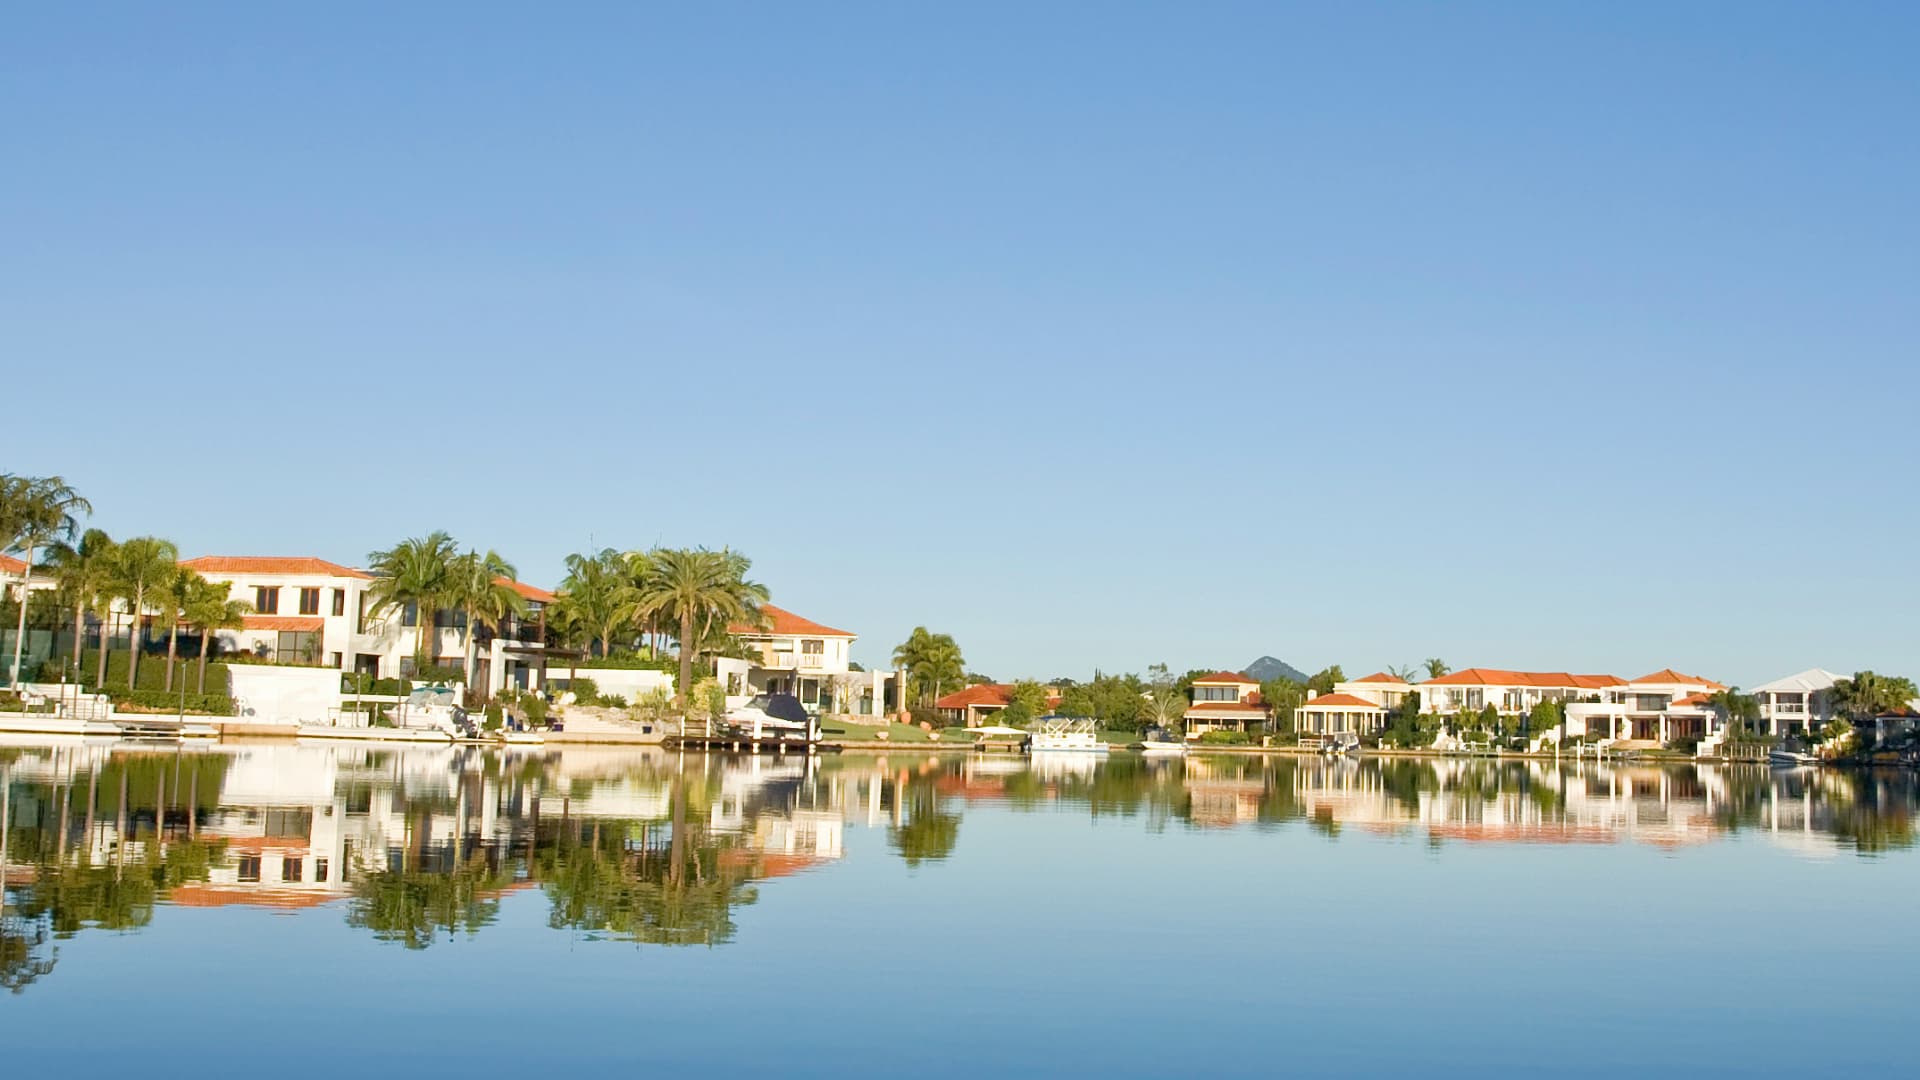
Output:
(1030, 717), (1107, 753)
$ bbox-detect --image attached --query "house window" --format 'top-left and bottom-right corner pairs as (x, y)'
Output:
(1634, 694), (1669, 712)
(314, 858), (329, 883)
(802, 639), (824, 655)
(237, 855), (262, 883)
(402, 602), (418, 627)
(254, 586), (280, 614)
(298, 587), (321, 615)
(283, 857), (303, 883)
(1466, 689), (1485, 710)
(276, 631), (320, 665)
(1194, 686), (1238, 703)
(332, 589), (346, 617)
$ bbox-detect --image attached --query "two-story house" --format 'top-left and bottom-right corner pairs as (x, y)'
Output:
(729, 604), (870, 715)
(1750, 668), (1844, 738)
(1182, 671), (1268, 739)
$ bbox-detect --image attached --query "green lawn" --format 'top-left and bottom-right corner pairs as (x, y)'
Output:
(819, 720), (959, 744)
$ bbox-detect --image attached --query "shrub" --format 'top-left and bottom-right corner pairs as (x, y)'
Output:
(342, 674), (410, 697)
(1197, 730), (1252, 746)
(601, 694), (627, 709)
(77, 649), (231, 695)
(482, 703), (503, 731)
(412, 664), (464, 685)
(909, 704), (941, 728)
(111, 689), (235, 716)
(569, 677), (601, 705)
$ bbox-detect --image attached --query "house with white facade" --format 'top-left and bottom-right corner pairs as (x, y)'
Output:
(1295, 692), (1390, 737)
(1183, 671), (1268, 739)
(1421, 668), (1627, 718)
(1750, 668), (1844, 738)
(728, 604), (892, 716)
(179, 555), (559, 697)
(1563, 669), (1726, 744)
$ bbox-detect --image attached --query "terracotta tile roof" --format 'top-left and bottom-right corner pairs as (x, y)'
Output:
(496, 577), (555, 604)
(1193, 671), (1260, 685)
(181, 556), (371, 580)
(241, 615), (325, 632)
(937, 683), (1011, 709)
(1352, 672), (1408, 684)
(1630, 669), (1727, 690)
(1425, 668), (1625, 689)
(1300, 693), (1384, 709)
(1673, 693), (1714, 707)
(166, 884), (339, 910)
(730, 603), (854, 638)
(0, 553), (25, 574)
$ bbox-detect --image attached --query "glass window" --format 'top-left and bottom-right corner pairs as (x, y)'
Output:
(331, 589), (346, 617)
(254, 587), (280, 614)
(282, 857), (303, 883)
(802, 639), (824, 655)
(315, 858), (329, 883)
(237, 855), (261, 883)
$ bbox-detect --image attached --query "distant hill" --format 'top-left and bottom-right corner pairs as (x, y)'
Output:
(1243, 656), (1309, 684)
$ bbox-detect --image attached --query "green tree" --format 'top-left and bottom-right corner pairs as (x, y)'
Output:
(444, 549), (527, 691)
(999, 680), (1050, 726)
(1, 474), (92, 685)
(1306, 665), (1345, 696)
(1831, 671), (1919, 725)
(1710, 688), (1760, 745)
(892, 627), (965, 705)
(365, 532), (458, 673)
(554, 548), (633, 659)
(1525, 699), (1564, 744)
(1139, 663), (1187, 737)
(43, 528), (115, 676)
(1424, 658), (1451, 680)
(631, 548), (768, 711)
(182, 576), (251, 693)
(108, 536), (179, 689)
(1261, 677), (1306, 734)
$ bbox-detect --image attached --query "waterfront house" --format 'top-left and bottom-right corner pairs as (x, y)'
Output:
(1562, 669), (1725, 745)
(1182, 671), (1268, 739)
(1295, 692), (1390, 737)
(1750, 668), (1844, 738)
(729, 604), (896, 716)
(1420, 668), (1626, 718)
(1332, 672), (1415, 709)
(179, 555), (558, 696)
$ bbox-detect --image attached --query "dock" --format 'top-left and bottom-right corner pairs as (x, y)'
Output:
(667, 733), (833, 754)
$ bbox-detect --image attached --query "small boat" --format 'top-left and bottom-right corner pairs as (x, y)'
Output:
(1029, 717), (1108, 753)
(723, 692), (815, 740)
(1140, 737), (1187, 756)
(1325, 732), (1361, 756)
(1769, 747), (1818, 767)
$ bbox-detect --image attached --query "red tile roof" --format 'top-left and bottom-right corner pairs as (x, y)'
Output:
(166, 885), (339, 910)
(1193, 671), (1260, 685)
(1673, 693), (1713, 707)
(241, 615), (325, 632)
(731, 603), (854, 638)
(0, 553), (25, 574)
(1424, 668), (1625, 689)
(1300, 693), (1384, 709)
(1352, 672), (1408, 684)
(181, 556), (371, 580)
(496, 577), (555, 604)
(1631, 669), (1727, 690)
(937, 684), (1011, 709)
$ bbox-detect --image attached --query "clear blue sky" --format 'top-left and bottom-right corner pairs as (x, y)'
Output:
(4, 3), (1915, 686)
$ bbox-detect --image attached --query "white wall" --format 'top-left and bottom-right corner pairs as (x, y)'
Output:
(547, 667), (673, 702)
(227, 665), (343, 725)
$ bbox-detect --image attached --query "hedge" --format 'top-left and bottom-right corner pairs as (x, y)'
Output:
(73, 649), (232, 695)
(110, 689), (236, 716)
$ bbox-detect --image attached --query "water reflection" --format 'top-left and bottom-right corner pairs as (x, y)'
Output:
(4, 743), (1919, 991)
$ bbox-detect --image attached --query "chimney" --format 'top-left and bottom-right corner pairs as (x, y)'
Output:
(1307, 689), (1318, 700)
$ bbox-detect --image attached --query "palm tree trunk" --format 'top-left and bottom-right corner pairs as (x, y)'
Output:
(461, 609), (476, 691)
(127, 589), (145, 689)
(197, 629), (211, 695)
(677, 607), (695, 711)
(95, 611), (111, 688)
(164, 609), (180, 692)
(9, 539), (33, 685)
(70, 601), (86, 671)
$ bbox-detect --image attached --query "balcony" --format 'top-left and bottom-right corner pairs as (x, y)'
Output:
(761, 652), (829, 672)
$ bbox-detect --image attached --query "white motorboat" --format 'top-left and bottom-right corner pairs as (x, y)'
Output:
(1769, 747), (1818, 767)
(724, 692), (815, 740)
(1029, 717), (1108, 753)
(1139, 737), (1187, 756)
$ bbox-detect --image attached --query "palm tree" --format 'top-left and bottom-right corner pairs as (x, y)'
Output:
(555, 549), (633, 659)
(1, 475), (92, 685)
(630, 548), (768, 710)
(1424, 658), (1451, 680)
(1387, 663), (1420, 683)
(892, 627), (965, 705)
(159, 564), (196, 687)
(365, 532), (458, 674)
(444, 549), (528, 691)
(109, 537), (180, 689)
(44, 528), (115, 676)
(1710, 688), (1759, 745)
(183, 576), (251, 694)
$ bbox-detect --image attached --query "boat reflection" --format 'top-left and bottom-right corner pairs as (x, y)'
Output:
(4, 742), (1919, 991)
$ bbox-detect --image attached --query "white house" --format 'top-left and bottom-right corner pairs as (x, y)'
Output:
(1563, 669), (1726, 744)
(1750, 668), (1845, 738)
(729, 604), (891, 716)
(1183, 671), (1268, 739)
(1420, 668), (1627, 717)
(179, 555), (559, 697)
(1295, 692), (1390, 737)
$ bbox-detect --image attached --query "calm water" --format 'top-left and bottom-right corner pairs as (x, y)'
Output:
(3, 741), (1917, 1077)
